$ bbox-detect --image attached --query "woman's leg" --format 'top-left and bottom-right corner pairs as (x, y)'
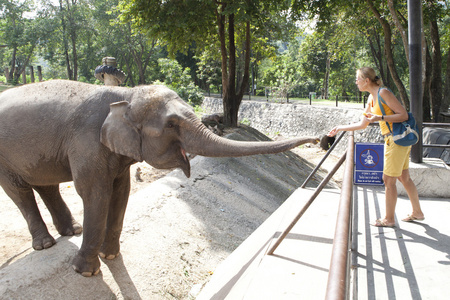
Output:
(382, 174), (398, 225)
(398, 169), (424, 220)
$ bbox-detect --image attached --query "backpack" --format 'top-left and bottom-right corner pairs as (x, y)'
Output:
(377, 88), (419, 147)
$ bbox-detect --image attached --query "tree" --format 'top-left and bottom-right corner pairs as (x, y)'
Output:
(117, 0), (299, 127)
(424, 0), (445, 122)
(296, 0), (450, 121)
(0, 0), (39, 83)
(366, 0), (408, 108)
(56, 0), (82, 80)
(36, 0), (87, 81)
(260, 51), (301, 101)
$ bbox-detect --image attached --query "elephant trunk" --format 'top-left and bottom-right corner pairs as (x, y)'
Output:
(181, 121), (318, 157)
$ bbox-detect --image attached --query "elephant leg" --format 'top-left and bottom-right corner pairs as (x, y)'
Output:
(99, 168), (131, 260)
(33, 185), (82, 236)
(71, 176), (113, 277)
(0, 179), (55, 250)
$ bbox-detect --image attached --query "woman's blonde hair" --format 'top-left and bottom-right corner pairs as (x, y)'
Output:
(357, 67), (382, 86)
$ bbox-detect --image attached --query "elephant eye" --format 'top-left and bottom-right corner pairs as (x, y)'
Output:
(167, 121), (175, 128)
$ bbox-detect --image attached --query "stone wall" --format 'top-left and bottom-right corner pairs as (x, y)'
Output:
(201, 98), (383, 155)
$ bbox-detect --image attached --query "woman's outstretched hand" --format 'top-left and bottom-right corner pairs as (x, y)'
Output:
(327, 126), (339, 137)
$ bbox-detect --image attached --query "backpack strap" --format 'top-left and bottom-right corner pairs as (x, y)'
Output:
(377, 87), (393, 133)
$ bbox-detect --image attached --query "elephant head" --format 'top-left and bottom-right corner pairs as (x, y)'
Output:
(101, 85), (317, 177)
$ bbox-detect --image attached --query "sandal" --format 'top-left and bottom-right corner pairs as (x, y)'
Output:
(402, 214), (425, 222)
(371, 219), (395, 227)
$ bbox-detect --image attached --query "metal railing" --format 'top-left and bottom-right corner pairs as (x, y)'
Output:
(266, 131), (354, 297)
(266, 149), (347, 255)
(325, 132), (355, 300)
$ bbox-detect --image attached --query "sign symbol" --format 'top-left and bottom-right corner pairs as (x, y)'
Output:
(359, 148), (379, 169)
(362, 150), (375, 165)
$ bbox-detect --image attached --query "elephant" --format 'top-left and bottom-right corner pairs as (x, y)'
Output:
(0, 80), (318, 276)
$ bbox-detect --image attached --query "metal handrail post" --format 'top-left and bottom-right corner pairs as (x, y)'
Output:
(267, 151), (347, 256)
(325, 132), (355, 300)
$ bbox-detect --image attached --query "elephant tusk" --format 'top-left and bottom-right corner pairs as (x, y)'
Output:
(179, 148), (191, 178)
(181, 148), (188, 162)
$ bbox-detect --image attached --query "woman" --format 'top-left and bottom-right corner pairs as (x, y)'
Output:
(328, 67), (424, 227)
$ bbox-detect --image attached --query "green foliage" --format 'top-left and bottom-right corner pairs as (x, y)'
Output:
(157, 58), (204, 106)
(195, 48), (222, 92)
(240, 118), (251, 125)
(0, 0), (448, 121)
(192, 104), (205, 117)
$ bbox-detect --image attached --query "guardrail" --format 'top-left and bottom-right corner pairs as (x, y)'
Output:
(325, 131), (355, 300)
(265, 131), (354, 297)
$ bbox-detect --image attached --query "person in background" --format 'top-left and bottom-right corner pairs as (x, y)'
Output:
(327, 67), (424, 227)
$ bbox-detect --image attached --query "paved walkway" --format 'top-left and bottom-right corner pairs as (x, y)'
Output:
(353, 185), (450, 300)
(198, 185), (450, 299)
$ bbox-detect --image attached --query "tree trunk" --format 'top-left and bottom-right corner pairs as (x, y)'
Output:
(123, 55), (136, 87)
(130, 47), (145, 85)
(429, 18), (442, 122)
(225, 13), (238, 127)
(9, 47), (16, 82)
(68, 0), (78, 80)
(59, 0), (72, 80)
(216, 6), (231, 125)
(8, 17), (16, 82)
(220, 12), (239, 127)
(30, 65), (35, 83)
(13, 49), (34, 83)
(323, 53), (330, 100)
(422, 13), (427, 118)
(387, 0), (409, 64)
(367, 0), (409, 108)
(442, 46), (450, 114)
(236, 21), (251, 105)
(366, 29), (389, 87)
(215, 5), (250, 127)
(70, 30), (78, 81)
(423, 43), (432, 122)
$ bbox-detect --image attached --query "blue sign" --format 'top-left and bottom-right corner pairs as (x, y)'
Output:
(354, 143), (384, 185)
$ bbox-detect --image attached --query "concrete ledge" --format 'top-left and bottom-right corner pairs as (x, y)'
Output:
(397, 158), (450, 198)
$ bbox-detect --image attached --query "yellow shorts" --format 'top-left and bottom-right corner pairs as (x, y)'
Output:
(383, 135), (411, 177)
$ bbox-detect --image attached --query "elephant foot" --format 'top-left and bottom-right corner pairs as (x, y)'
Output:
(55, 219), (83, 236)
(32, 229), (56, 250)
(99, 251), (120, 260)
(72, 253), (101, 277)
(99, 239), (120, 260)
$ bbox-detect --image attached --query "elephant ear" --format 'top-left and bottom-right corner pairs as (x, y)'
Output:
(101, 101), (143, 162)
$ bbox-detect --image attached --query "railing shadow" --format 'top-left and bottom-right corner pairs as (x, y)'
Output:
(355, 186), (424, 300)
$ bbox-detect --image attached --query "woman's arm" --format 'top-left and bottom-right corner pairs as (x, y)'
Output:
(370, 89), (408, 123)
(327, 113), (370, 137)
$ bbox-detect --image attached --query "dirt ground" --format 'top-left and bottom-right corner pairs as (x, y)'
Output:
(0, 128), (343, 299)
(0, 162), (170, 268)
